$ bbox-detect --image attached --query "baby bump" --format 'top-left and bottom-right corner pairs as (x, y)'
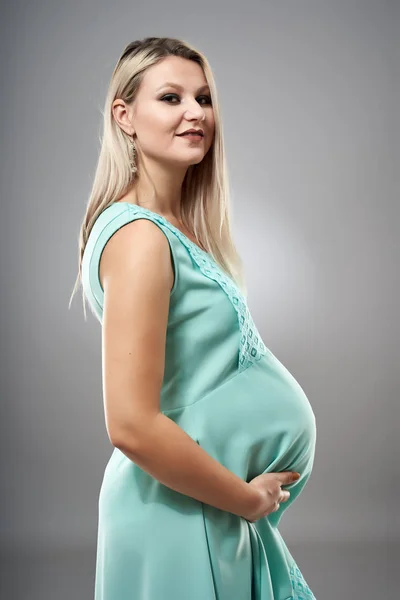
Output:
(173, 353), (317, 491)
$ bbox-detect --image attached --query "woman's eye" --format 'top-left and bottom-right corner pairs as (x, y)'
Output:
(161, 94), (212, 106)
(161, 94), (179, 103)
(198, 95), (212, 105)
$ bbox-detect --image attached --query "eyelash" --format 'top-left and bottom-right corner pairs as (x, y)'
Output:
(161, 94), (212, 106)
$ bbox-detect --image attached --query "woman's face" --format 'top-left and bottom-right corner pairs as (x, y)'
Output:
(128, 55), (215, 168)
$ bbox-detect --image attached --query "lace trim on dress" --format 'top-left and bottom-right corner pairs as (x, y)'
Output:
(289, 563), (317, 600)
(128, 204), (270, 372)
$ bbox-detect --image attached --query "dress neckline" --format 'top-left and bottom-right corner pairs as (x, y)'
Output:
(113, 201), (211, 257)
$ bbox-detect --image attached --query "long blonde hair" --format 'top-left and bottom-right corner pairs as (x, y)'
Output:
(69, 36), (247, 319)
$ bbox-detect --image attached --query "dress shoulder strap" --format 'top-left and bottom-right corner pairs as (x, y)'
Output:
(81, 202), (179, 322)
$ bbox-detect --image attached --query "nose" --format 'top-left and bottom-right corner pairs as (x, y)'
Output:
(184, 99), (206, 122)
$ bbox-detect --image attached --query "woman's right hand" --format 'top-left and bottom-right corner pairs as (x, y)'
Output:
(243, 471), (301, 523)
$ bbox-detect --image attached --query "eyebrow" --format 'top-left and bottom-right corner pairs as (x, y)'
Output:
(156, 82), (210, 93)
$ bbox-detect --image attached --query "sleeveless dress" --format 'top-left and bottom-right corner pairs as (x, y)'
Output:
(81, 201), (317, 600)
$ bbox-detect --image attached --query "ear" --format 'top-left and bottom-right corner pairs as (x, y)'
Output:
(112, 99), (135, 136)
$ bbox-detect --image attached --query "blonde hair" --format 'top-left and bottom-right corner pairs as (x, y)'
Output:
(69, 36), (247, 319)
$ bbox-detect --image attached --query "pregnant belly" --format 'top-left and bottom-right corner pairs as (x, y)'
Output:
(172, 351), (317, 524)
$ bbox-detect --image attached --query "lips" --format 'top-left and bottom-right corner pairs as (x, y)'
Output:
(177, 129), (204, 136)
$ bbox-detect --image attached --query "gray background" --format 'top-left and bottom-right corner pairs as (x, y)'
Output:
(1, 0), (397, 598)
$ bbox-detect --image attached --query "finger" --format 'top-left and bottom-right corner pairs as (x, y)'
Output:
(278, 471), (300, 484)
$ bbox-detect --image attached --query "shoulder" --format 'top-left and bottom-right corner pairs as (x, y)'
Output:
(81, 203), (179, 319)
(99, 214), (174, 292)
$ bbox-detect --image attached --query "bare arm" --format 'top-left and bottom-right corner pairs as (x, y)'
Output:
(117, 413), (259, 517)
(99, 218), (260, 518)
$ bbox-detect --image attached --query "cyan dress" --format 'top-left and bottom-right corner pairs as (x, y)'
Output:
(81, 201), (317, 600)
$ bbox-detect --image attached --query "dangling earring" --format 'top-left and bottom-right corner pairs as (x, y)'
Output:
(130, 135), (137, 176)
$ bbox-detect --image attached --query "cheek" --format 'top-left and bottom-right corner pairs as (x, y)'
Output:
(207, 118), (216, 139)
(138, 105), (174, 133)
(138, 118), (177, 148)
(207, 126), (216, 148)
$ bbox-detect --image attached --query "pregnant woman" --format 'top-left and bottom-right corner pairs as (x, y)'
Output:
(70, 36), (317, 599)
